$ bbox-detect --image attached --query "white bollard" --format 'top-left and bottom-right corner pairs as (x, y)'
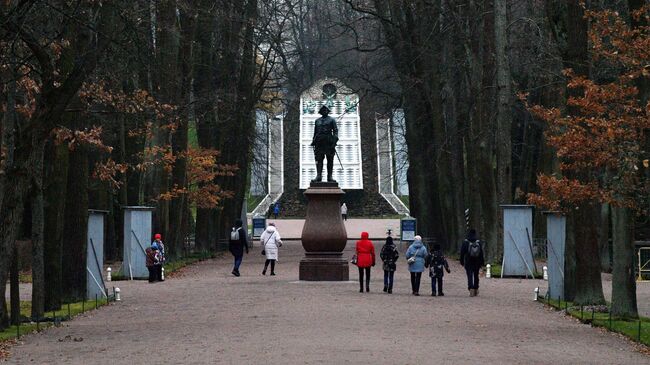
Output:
(161, 267), (165, 281)
(533, 287), (539, 301)
(543, 266), (548, 281)
(486, 264), (491, 278)
(107, 267), (112, 282)
(115, 287), (121, 301)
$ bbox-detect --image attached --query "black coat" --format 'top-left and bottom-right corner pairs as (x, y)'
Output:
(229, 227), (248, 257)
(460, 239), (485, 268)
(380, 237), (399, 272)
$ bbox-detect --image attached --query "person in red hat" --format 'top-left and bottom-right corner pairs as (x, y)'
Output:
(151, 234), (166, 281)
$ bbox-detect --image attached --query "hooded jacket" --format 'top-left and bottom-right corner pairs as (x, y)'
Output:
(260, 225), (282, 260)
(355, 232), (375, 268)
(405, 239), (428, 273)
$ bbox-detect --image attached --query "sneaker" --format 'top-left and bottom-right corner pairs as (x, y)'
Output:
(231, 270), (237, 276)
(383, 286), (388, 293)
(431, 292), (437, 297)
(475, 288), (479, 296)
(270, 272), (276, 276)
(366, 287), (370, 292)
(388, 288), (392, 294)
(262, 270), (266, 276)
(438, 292), (444, 296)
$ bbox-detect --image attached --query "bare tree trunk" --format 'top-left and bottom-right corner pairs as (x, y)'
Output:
(611, 205), (638, 318)
(43, 144), (69, 310)
(30, 139), (45, 319)
(494, 0), (512, 206)
(9, 243), (20, 325)
(598, 203), (611, 272)
(61, 147), (89, 301)
(572, 202), (606, 305)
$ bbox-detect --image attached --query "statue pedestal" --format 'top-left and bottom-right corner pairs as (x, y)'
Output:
(299, 182), (349, 281)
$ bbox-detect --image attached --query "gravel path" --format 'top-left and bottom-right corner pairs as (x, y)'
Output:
(6, 241), (649, 364)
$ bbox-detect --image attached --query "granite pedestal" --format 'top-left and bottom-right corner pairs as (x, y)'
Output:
(299, 181), (349, 281)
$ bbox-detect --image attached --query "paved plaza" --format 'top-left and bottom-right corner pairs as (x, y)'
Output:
(6, 238), (649, 364)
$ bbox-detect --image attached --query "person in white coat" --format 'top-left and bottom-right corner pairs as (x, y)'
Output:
(341, 203), (348, 221)
(260, 223), (282, 275)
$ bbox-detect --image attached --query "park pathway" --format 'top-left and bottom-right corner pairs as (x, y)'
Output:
(7, 241), (649, 364)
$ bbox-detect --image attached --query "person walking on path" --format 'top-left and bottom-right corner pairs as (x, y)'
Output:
(355, 231), (375, 293)
(260, 223), (282, 275)
(460, 229), (485, 297)
(228, 219), (249, 277)
(380, 230), (399, 293)
(425, 244), (450, 296)
(341, 203), (348, 221)
(151, 234), (165, 281)
(405, 235), (428, 296)
(273, 203), (280, 219)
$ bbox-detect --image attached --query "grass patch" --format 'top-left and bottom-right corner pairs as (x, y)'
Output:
(1, 297), (113, 341)
(110, 251), (217, 281)
(486, 264), (543, 279)
(541, 296), (650, 346)
(19, 271), (31, 284)
(246, 194), (266, 213)
(398, 195), (409, 207)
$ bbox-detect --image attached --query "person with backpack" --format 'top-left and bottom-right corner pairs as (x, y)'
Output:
(260, 222), (282, 275)
(460, 229), (485, 297)
(228, 219), (249, 277)
(355, 231), (375, 293)
(425, 244), (451, 296)
(405, 235), (428, 296)
(380, 229), (399, 293)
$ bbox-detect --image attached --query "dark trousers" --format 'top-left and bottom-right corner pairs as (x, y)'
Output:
(410, 272), (422, 293)
(342, 214), (347, 221)
(233, 255), (243, 271)
(263, 259), (276, 273)
(465, 266), (480, 289)
(147, 266), (156, 282)
(431, 276), (443, 294)
(383, 270), (394, 289)
(358, 267), (371, 291)
(154, 265), (163, 281)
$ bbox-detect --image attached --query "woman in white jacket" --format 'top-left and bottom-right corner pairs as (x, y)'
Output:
(260, 223), (282, 275)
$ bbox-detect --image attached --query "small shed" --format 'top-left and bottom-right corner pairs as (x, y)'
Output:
(545, 212), (566, 300)
(501, 205), (536, 277)
(87, 210), (108, 299)
(122, 206), (154, 279)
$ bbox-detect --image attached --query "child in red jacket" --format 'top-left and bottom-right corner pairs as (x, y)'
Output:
(355, 232), (375, 293)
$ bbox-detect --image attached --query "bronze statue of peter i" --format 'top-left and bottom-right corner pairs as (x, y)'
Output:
(311, 105), (338, 183)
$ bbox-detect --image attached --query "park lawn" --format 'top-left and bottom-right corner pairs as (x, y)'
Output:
(544, 297), (650, 346)
(111, 251), (218, 281)
(487, 264), (544, 279)
(1, 297), (112, 341)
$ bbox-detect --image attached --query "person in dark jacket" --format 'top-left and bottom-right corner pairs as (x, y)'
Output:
(425, 244), (450, 296)
(145, 247), (158, 283)
(355, 232), (376, 293)
(380, 230), (399, 293)
(229, 219), (249, 277)
(460, 229), (485, 297)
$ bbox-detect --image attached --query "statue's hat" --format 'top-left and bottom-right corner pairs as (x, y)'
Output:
(318, 105), (330, 114)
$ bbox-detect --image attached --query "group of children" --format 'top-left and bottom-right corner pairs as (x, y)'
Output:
(376, 230), (450, 296)
(145, 233), (166, 283)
